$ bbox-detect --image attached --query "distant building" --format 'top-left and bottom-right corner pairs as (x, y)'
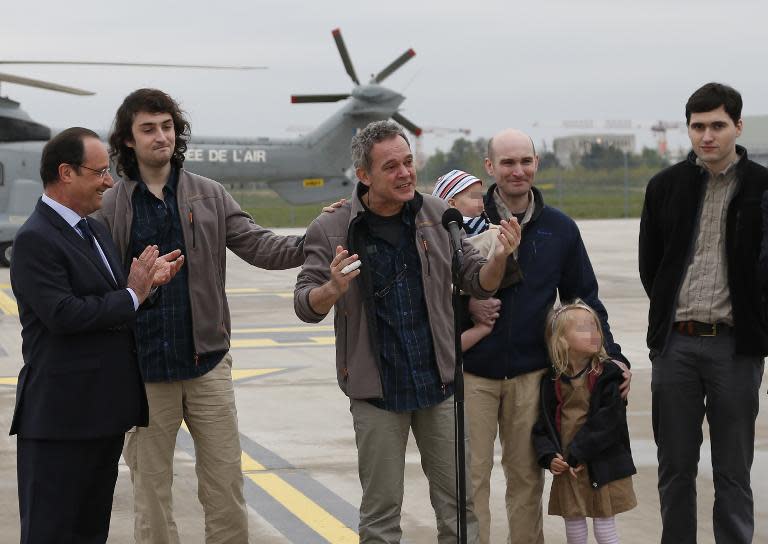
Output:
(739, 115), (768, 167)
(553, 133), (635, 167)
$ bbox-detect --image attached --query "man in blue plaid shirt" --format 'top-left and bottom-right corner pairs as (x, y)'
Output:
(296, 120), (521, 543)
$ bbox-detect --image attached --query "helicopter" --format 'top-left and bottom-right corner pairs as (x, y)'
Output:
(0, 28), (422, 266)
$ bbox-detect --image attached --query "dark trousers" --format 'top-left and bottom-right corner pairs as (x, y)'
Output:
(651, 331), (763, 544)
(17, 434), (125, 544)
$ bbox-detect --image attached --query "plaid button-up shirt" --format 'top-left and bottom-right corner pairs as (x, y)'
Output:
(363, 207), (453, 412)
(130, 169), (225, 382)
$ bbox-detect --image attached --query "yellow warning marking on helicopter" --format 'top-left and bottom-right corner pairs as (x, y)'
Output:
(0, 290), (18, 316)
(302, 178), (325, 188)
(0, 377), (17, 386)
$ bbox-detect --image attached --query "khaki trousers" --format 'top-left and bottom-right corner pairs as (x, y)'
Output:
(465, 370), (546, 544)
(350, 396), (480, 544)
(123, 354), (248, 544)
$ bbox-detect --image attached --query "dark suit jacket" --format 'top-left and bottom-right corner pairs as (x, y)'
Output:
(9, 199), (148, 439)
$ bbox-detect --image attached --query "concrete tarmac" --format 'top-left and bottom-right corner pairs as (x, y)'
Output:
(0, 218), (765, 543)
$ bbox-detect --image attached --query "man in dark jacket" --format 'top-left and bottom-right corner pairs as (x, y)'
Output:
(463, 128), (629, 544)
(639, 82), (768, 544)
(11, 127), (182, 543)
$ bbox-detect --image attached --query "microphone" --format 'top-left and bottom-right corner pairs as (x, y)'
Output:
(441, 208), (464, 257)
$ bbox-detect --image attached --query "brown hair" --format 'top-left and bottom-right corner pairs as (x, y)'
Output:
(109, 88), (190, 178)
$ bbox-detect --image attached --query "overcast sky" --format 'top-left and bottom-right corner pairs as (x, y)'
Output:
(3, 0), (766, 156)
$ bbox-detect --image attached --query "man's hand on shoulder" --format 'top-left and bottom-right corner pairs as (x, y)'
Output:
(611, 359), (632, 400)
(321, 198), (347, 214)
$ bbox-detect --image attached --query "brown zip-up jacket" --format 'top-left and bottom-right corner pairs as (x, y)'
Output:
(294, 184), (495, 399)
(93, 169), (305, 355)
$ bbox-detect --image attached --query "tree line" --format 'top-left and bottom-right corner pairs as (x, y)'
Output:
(418, 137), (670, 187)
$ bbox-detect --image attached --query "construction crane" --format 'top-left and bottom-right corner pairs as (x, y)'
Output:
(414, 126), (472, 169)
(649, 120), (685, 156)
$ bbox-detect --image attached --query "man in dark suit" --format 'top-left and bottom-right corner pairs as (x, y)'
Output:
(10, 127), (184, 543)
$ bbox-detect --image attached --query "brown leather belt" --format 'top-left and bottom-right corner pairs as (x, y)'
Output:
(673, 321), (731, 337)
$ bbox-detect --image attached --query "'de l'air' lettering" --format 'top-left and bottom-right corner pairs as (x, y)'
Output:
(184, 148), (267, 163)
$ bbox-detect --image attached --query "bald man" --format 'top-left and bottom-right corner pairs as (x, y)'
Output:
(461, 129), (631, 543)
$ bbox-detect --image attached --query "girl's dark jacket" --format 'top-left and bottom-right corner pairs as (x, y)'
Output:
(532, 362), (636, 489)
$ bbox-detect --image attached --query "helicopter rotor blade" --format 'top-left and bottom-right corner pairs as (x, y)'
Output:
(0, 72), (93, 95)
(373, 49), (415, 84)
(0, 61), (265, 70)
(391, 112), (422, 136)
(291, 94), (351, 104)
(331, 28), (360, 85)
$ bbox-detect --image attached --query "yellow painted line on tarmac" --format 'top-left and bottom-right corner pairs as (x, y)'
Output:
(0, 286), (301, 315)
(233, 325), (333, 334)
(181, 413), (358, 542)
(2, 367), (356, 539)
(231, 368), (284, 381)
(241, 449), (359, 543)
(232, 338), (280, 348)
(227, 287), (271, 294)
(231, 338), (333, 349)
(226, 287), (293, 296)
(0, 368), (285, 388)
(0, 290), (18, 316)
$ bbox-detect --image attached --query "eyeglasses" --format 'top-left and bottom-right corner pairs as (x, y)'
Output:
(77, 164), (112, 179)
(374, 263), (408, 299)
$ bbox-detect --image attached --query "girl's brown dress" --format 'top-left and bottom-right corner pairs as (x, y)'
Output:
(548, 373), (637, 517)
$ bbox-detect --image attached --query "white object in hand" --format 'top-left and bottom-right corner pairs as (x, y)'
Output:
(341, 260), (361, 275)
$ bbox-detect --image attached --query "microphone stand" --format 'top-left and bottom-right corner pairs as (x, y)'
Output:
(451, 249), (468, 544)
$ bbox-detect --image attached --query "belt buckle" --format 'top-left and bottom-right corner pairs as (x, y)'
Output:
(700, 323), (717, 337)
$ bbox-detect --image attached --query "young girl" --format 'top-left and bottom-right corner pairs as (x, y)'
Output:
(532, 300), (636, 544)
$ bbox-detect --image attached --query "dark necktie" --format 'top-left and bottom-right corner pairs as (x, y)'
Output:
(77, 218), (115, 281)
(76, 218), (97, 250)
